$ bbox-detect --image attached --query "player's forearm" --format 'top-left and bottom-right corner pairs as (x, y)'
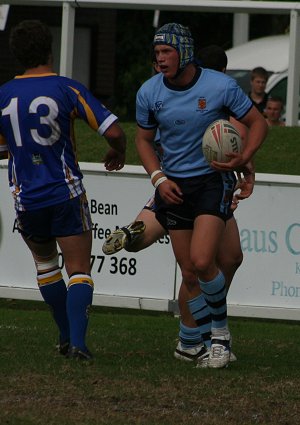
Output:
(105, 123), (127, 154)
(242, 160), (255, 176)
(240, 109), (268, 163)
(136, 139), (161, 175)
(244, 125), (268, 161)
(107, 135), (126, 154)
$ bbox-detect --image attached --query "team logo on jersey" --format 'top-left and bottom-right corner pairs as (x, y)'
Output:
(154, 101), (163, 111)
(198, 97), (207, 110)
(32, 153), (43, 165)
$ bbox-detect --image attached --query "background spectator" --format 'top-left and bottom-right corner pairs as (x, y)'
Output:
(249, 66), (269, 115)
(265, 96), (285, 127)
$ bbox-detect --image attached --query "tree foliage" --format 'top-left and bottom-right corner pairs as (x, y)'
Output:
(114, 9), (289, 120)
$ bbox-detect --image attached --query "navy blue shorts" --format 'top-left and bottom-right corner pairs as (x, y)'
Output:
(155, 172), (236, 230)
(16, 193), (92, 241)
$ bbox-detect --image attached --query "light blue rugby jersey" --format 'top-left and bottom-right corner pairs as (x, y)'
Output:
(0, 73), (117, 211)
(136, 67), (252, 178)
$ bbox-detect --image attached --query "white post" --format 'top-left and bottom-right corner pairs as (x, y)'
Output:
(0, 4), (10, 31)
(285, 10), (300, 126)
(59, 2), (75, 78)
(153, 9), (160, 28)
(233, 12), (249, 46)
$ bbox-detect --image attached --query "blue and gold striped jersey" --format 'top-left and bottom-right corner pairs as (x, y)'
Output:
(0, 73), (118, 211)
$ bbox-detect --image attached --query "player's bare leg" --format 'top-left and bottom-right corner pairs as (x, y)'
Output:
(175, 216), (241, 368)
(56, 231), (92, 276)
(216, 217), (243, 290)
(127, 209), (166, 251)
(170, 216), (231, 369)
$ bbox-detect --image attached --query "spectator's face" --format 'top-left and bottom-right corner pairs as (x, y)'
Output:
(251, 76), (267, 95)
(265, 100), (283, 123)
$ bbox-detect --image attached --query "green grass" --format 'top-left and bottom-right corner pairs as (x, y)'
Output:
(254, 126), (300, 175)
(76, 121), (140, 166)
(2, 124), (300, 424)
(75, 121), (300, 175)
(1, 299), (300, 425)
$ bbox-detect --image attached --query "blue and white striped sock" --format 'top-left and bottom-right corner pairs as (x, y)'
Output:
(179, 321), (203, 349)
(199, 271), (228, 332)
(187, 294), (212, 347)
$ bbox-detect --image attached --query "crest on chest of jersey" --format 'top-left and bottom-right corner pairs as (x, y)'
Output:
(198, 98), (207, 110)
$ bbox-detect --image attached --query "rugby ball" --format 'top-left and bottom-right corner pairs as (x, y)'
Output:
(202, 119), (242, 164)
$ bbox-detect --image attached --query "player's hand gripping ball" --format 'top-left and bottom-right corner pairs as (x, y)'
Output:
(202, 119), (242, 164)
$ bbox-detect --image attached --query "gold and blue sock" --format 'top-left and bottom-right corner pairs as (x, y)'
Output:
(37, 269), (70, 344)
(67, 273), (94, 351)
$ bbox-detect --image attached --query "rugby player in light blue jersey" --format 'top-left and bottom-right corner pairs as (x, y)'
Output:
(135, 23), (268, 369)
(102, 46), (255, 368)
(0, 20), (127, 360)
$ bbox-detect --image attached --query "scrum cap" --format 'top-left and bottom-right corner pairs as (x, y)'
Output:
(153, 23), (194, 69)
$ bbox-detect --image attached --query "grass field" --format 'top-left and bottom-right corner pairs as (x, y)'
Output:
(1, 123), (300, 424)
(75, 121), (300, 175)
(1, 299), (300, 425)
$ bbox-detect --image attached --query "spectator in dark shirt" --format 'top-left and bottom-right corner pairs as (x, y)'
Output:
(249, 66), (269, 115)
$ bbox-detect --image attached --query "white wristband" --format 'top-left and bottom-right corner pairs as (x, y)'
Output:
(150, 169), (162, 182)
(154, 176), (167, 189)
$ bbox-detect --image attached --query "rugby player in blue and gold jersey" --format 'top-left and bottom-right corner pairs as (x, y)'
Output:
(0, 20), (127, 360)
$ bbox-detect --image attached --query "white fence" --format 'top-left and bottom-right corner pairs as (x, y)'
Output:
(0, 161), (300, 321)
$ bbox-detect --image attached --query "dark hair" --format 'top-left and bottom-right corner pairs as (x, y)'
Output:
(197, 45), (227, 72)
(9, 20), (53, 69)
(267, 96), (284, 110)
(250, 66), (269, 82)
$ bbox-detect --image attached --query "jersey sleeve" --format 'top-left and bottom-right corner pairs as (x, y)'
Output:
(66, 81), (118, 135)
(223, 77), (253, 120)
(136, 83), (158, 130)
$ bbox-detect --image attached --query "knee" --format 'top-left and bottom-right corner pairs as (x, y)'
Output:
(218, 250), (243, 273)
(181, 269), (198, 289)
(190, 255), (210, 275)
(34, 250), (59, 272)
